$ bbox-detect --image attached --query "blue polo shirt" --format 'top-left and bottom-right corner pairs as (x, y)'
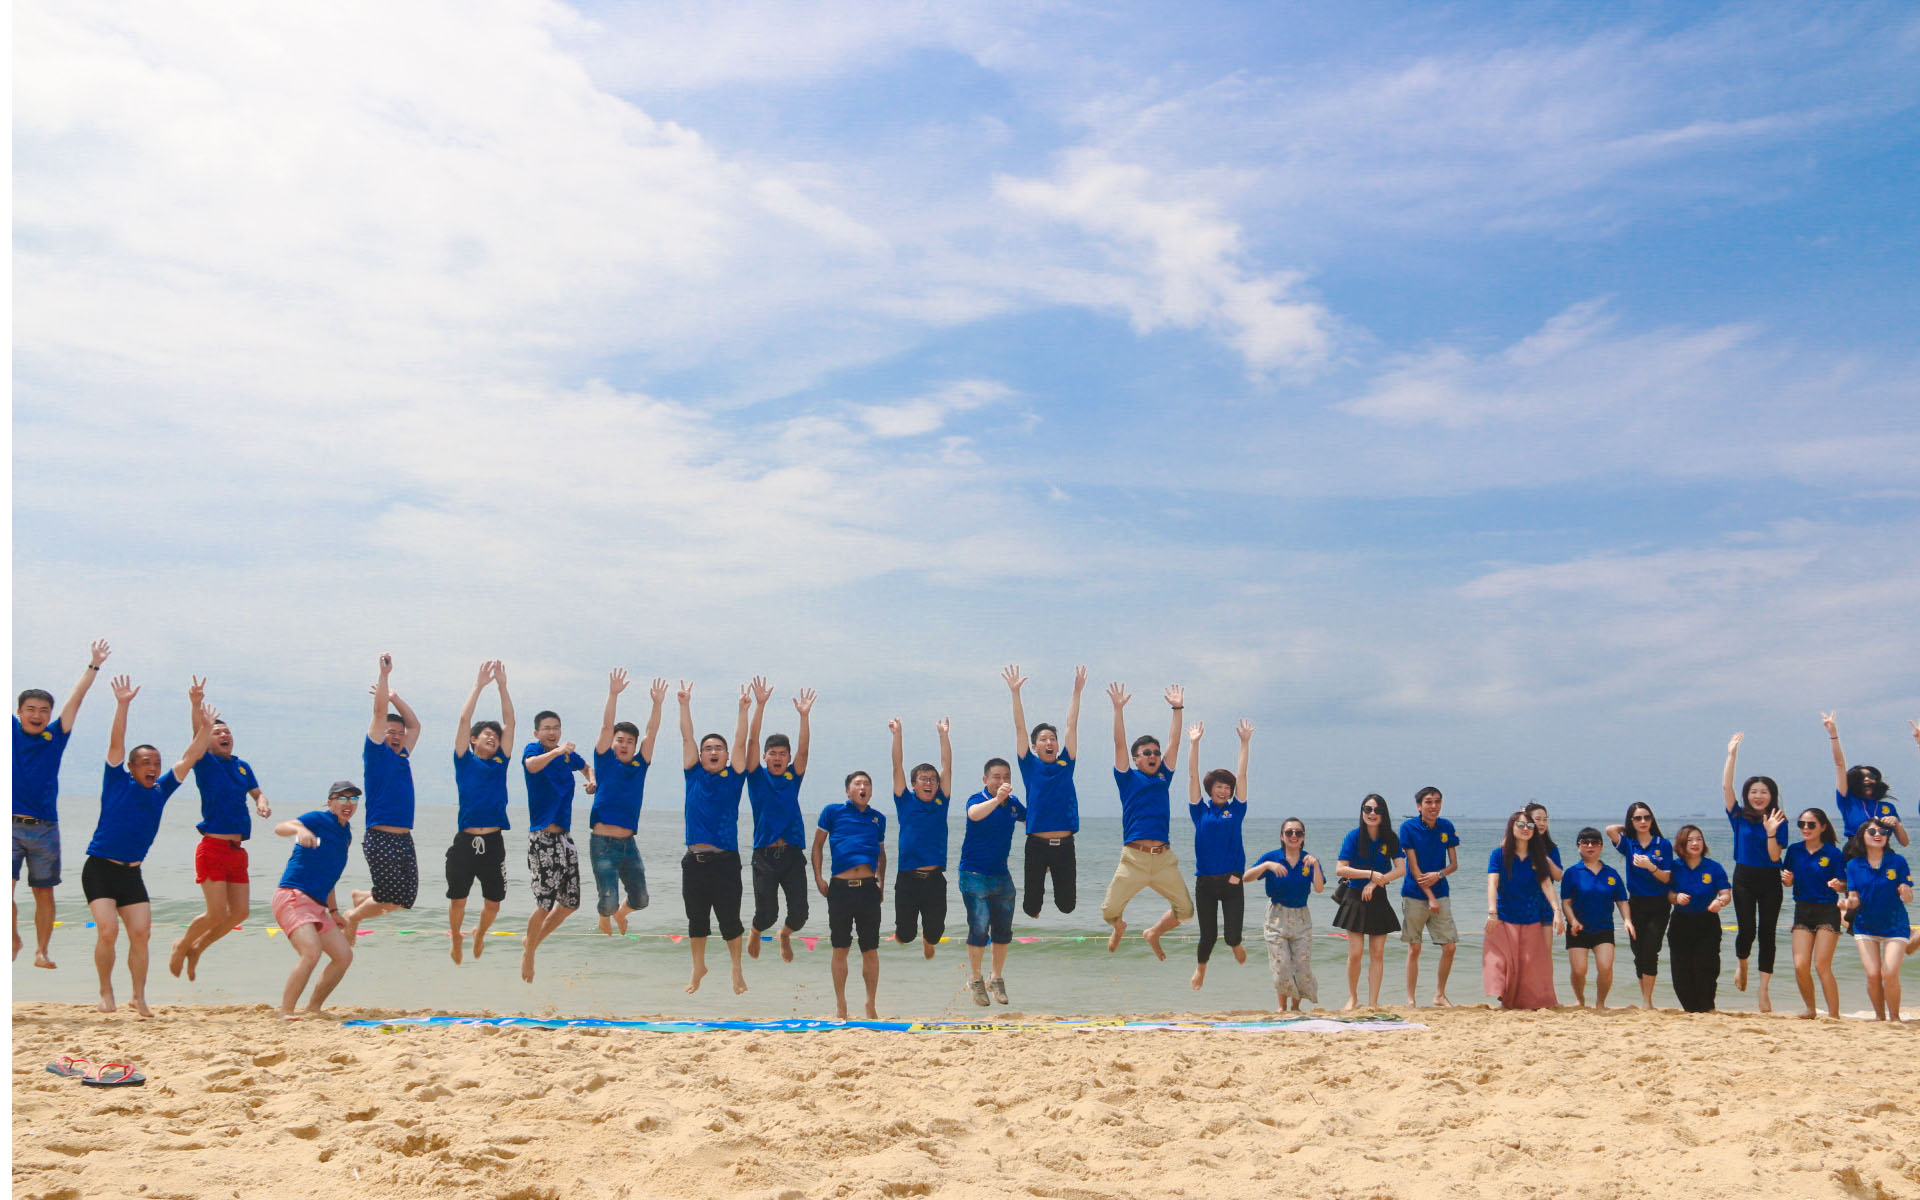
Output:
(361, 737), (415, 829)
(1018, 750), (1079, 834)
(1115, 766), (1174, 845)
(683, 765), (746, 851)
(747, 766), (807, 848)
(1560, 861), (1628, 931)
(1725, 807), (1788, 869)
(1613, 833), (1674, 899)
(1836, 789), (1901, 840)
(1339, 827), (1398, 881)
(87, 762), (184, 863)
(278, 808), (353, 904)
(1488, 846), (1549, 925)
(1783, 841), (1847, 905)
(1670, 858), (1728, 910)
(192, 753), (261, 839)
(1846, 853), (1912, 938)
(522, 742), (586, 832)
(12, 718), (72, 822)
(453, 749), (512, 830)
(1253, 848), (1315, 907)
(1398, 816), (1458, 899)
(591, 747), (649, 830)
(818, 801), (886, 875)
(1191, 799), (1247, 876)
(958, 791), (1025, 876)
(892, 789), (950, 872)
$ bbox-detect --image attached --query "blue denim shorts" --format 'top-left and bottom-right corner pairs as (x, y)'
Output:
(959, 871), (1016, 947)
(589, 833), (649, 917)
(12, 818), (61, 888)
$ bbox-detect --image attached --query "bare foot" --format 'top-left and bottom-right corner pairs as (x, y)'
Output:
(922, 942), (936, 960)
(168, 937), (189, 978)
(686, 963), (708, 994)
(1143, 927), (1167, 961)
(521, 947), (536, 983)
(1735, 959), (1748, 991)
(1596, 1002), (1609, 1011)
(748, 930), (762, 959)
(1191, 964), (1206, 991)
(834, 1008), (850, 1021)
(1342, 998), (1359, 1012)
(1232, 944), (1247, 964)
(280, 1011), (305, 1021)
(132, 998), (154, 1018)
(472, 931), (486, 959)
(863, 1003), (879, 1019)
(34, 951), (57, 970)
(598, 915), (614, 936)
(615, 907), (631, 935)
(1798, 1008), (1816, 1020)
(351, 889), (371, 909)
(11, 930), (19, 960)
(779, 930), (794, 963)
(1107, 920), (1127, 952)
(98, 990), (116, 1013)
(182, 944), (203, 982)
(731, 969), (748, 995)
(1433, 994), (1453, 1007)
(450, 931), (464, 965)
(1757, 988), (1772, 1014)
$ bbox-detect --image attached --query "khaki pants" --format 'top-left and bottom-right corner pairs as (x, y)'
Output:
(1100, 847), (1195, 922)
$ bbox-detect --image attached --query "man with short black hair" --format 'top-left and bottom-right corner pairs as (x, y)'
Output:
(448, 661), (515, 964)
(520, 705), (594, 982)
(1399, 785), (1460, 1007)
(814, 770), (886, 1020)
(169, 677), (274, 980)
(341, 653), (422, 934)
(13, 638), (111, 968)
(1101, 681), (1192, 959)
(1003, 664), (1087, 918)
(745, 678), (815, 961)
(678, 681), (752, 995)
(590, 669), (665, 935)
(890, 716), (954, 959)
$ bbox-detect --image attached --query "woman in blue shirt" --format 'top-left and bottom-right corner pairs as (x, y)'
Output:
(1721, 733), (1787, 1011)
(1665, 824), (1733, 1012)
(1482, 810), (1559, 1009)
(1244, 817), (1324, 1012)
(1781, 807), (1846, 1018)
(1333, 794), (1403, 1010)
(1185, 720), (1252, 992)
(1824, 712), (1909, 847)
(1559, 828), (1632, 1009)
(1604, 801), (1674, 1009)
(1841, 820), (1913, 1023)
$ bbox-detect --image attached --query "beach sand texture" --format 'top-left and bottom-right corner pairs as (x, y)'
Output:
(12, 1001), (1920, 1200)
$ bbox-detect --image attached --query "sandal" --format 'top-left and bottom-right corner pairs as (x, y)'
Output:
(969, 978), (990, 1007)
(81, 1062), (146, 1088)
(45, 1055), (91, 1079)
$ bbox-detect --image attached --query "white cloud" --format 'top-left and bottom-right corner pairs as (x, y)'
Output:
(850, 380), (1012, 439)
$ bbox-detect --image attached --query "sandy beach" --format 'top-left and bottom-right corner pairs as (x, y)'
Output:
(11, 1001), (1920, 1200)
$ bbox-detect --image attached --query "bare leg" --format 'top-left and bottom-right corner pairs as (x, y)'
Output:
(1405, 942), (1422, 1007)
(90, 899), (121, 1012)
(281, 924), (324, 1016)
(1881, 941), (1906, 1023)
(1366, 934), (1387, 1006)
(342, 889), (398, 934)
(686, 936), (709, 994)
(1191, 960), (1208, 990)
(1757, 970), (1773, 1014)
(1814, 929), (1842, 1018)
(1857, 939), (1887, 1019)
(1594, 944), (1616, 1008)
(968, 942), (986, 981)
(748, 924), (763, 958)
(1343, 937), (1363, 1010)
(1791, 928), (1817, 1017)
(1735, 956), (1748, 992)
(830, 946), (851, 1019)
(990, 941), (1008, 979)
(779, 925), (795, 962)
(10, 882), (18, 960)
(122, 903), (155, 1017)
(471, 899), (499, 958)
(1639, 972), (1657, 1008)
(172, 880), (231, 979)
(1434, 942), (1456, 1005)
(305, 924), (356, 1011)
(922, 937), (936, 960)
(861, 947), (880, 1019)
(32, 886), (58, 968)
(1143, 909), (1178, 961)
(448, 897), (467, 964)
(1568, 946), (1589, 1006)
(726, 935), (747, 994)
(1106, 915), (1127, 952)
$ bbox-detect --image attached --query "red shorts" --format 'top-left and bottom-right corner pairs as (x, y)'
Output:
(194, 835), (250, 884)
(271, 887), (337, 937)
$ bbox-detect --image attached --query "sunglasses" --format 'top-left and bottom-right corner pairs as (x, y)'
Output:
(1283, 829), (1304, 837)
(1797, 820), (1819, 830)
(1632, 814), (1651, 821)
(1361, 806), (1383, 815)
(1863, 826), (1889, 838)
(1577, 838), (1601, 845)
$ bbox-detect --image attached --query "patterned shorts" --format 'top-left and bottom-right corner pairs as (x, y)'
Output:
(363, 827), (418, 909)
(528, 831), (581, 911)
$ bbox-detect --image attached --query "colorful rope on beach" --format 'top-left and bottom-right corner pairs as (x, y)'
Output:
(345, 1013), (1429, 1034)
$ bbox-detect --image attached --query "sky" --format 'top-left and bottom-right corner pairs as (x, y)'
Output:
(12, 0), (1920, 821)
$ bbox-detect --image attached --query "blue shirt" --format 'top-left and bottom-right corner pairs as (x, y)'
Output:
(1487, 846), (1550, 925)
(590, 748), (650, 831)
(1114, 766), (1174, 845)
(892, 789), (951, 872)
(1253, 848), (1315, 907)
(361, 737), (415, 829)
(747, 766), (807, 848)
(86, 762), (184, 863)
(957, 791), (1025, 876)
(1190, 799), (1247, 877)
(1783, 841), (1847, 906)
(1398, 816), (1458, 899)
(683, 765), (746, 851)
(523, 742), (586, 832)
(1846, 853), (1913, 938)
(453, 749), (512, 830)
(192, 753), (261, 839)
(1836, 788), (1901, 840)
(12, 717), (72, 822)
(278, 808), (353, 904)
(1018, 750), (1079, 834)
(1613, 833), (1674, 899)
(1339, 827), (1398, 882)
(1670, 857), (1728, 910)
(1725, 807), (1788, 869)
(1559, 861), (1628, 931)
(818, 801), (886, 875)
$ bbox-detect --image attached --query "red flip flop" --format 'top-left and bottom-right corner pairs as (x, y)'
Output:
(81, 1062), (145, 1088)
(45, 1055), (92, 1078)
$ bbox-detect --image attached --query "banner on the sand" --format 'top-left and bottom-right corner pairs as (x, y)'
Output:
(344, 1014), (1427, 1034)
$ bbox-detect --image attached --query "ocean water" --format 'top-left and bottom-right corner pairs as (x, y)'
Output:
(13, 799), (1914, 1019)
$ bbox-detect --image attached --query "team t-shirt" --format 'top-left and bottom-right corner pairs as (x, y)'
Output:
(1339, 827), (1399, 884)
(523, 742), (586, 832)
(591, 747), (650, 831)
(361, 737), (416, 829)
(957, 791), (1026, 876)
(453, 749), (513, 831)
(1191, 799), (1247, 877)
(1114, 766), (1174, 845)
(1783, 841), (1847, 906)
(1725, 807), (1789, 869)
(818, 801), (886, 875)
(1845, 853), (1914, 939)
(747, 766), (807, 848)
(86, 762), (184, 863)
(1398, 816), (1458, 899)
(1253, 848), (1315, 907)
(277, 808), (352, 904)
(1559, 861), (1629, 931)
(1836, 789), (1902, 840)
(192, 753), (261, 840)
(1669, 858), (1728, 910)
(1487, 846), (1550, 925)
(1613, 833), (1674, 899)
(892, 789), (951, 872)
(12, 717), (73, 822)
(1018, 750), (1079, 834)
(683, 765), (747, 851)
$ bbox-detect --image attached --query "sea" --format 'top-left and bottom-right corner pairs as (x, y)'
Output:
(13, 798), (1914, 1019)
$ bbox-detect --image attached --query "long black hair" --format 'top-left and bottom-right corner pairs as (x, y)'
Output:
(1355, 794), (1400, 859)
(1797, 807), (1837, 848)
(1500, 811), (1551, 884)
(1735, 775), (1782, 824)
(1843, 819), (1894, 861)
(1523, 801), (1556, 860)
(1623, 801), (1663, 840)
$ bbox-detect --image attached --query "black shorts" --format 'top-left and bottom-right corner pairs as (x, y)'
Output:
(81, 856), (149, 908)
(681, 850), (745, 941)
(893, 867), (947, 945)
(445, 831), (508, 903)
(1793, 901), (1843, 934)
(1566, 928), (1615, 951)
(829, 876), (882, 951)
(364, 828), (419, 908)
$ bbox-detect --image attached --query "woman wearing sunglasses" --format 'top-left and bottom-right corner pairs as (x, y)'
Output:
(1842, 820), (1913, 1023)
(1604, 802), (1673, 1008)
(1332, 794), (1403, 1010)
(1483, 810), (1559, 1009)
(1665, 825), (1732, 1012)
(1244, 817), (1324, 1011)
(1559, 828), (1633, 1008)
(1824, 712), (1908, 845)
(1781, 807), (1846, 1019)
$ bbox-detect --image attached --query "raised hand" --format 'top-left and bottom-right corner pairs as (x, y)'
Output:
(559, 741), (577, 757)
(793, 688), (817, 716)
(650, 677), (669, 705)
(1763, 809), (1786, 836)
(1236, 719), (1254, 742)
(995, 782), (1013, 801)
(1910, 719), (1919, 748)
(378, 653), (393, 676)
(750, 676), (773, 706)
(1187, 723), (1203, 746)
(677, 680), (694, 704)
(1002, 665), (1027, 693)
(475, 661), (495, 688)
(1107, 682), (1131, 709)
(935, 717), (950, 736)
(738, 684), (753, 711)
(1072, 665), (1088, 692)
(112, 675), (140, 704)
(188, 676), (206, 705)
(887, 717), (902, 735)
(491, 661), (508, 687)
(1727, 732), (1743, 755)
(89, 639), (112, 667)
(1164, 684), (1184, 709)
(608, 668), (630, 696)
(1821, 712), (1837, 738)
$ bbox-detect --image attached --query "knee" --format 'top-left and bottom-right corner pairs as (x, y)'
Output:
(128, 927), (151, 946)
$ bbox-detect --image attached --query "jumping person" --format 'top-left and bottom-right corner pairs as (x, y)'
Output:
(1186, 719), (1252, 991)
(1003, 664), (1087, 918)
(1100, 681), (1193, 959)
(1244, 818), (1324, 1011)
(745, 681), (814, 961)
(520, 707), (594, 982)
(169, 678), (274, 981)
(890, 716), (954, 959)
(814, 770), (886, 1021)
(590, 670), (664, 936)
(272, 781), (362, 1020)
(1334, 794), (1404, 1009)
(1605, 802), (1675, 1009)
(1398, 786), (1460, 1007)
(342, 653), (423, 932)
(448, 661), (515, 964)
(1482, 810), (1559, 1011)
(1560, 828), (1633, 1008)
(1824, 712), (1908, 845)
(678, 681), (751, 996)
(1842, 819), (1913, 1022)
(1781, 807), (1847, 1018)
(86, 677), (217, 1015)
(13, 638), (111, 968)
(1666, 824), (1732, 1013)
(1722, 732), (1788, 1010)
(959, 764), (1023, 1005)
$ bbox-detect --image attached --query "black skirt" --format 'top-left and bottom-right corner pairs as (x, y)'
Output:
(1332, 883), (1401, 936)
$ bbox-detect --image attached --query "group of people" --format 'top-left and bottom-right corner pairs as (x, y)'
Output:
(13, 644), (1920, 1023)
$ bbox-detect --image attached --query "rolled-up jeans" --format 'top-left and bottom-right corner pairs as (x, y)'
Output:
(959, 871), (1016, 947)
(588, 833), (648, 917)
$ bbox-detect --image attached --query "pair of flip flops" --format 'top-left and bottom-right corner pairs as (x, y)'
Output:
(45, 1056), (145, 1087)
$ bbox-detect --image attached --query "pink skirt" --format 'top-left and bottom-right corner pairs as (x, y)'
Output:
(1482, 920), (1558, 1009)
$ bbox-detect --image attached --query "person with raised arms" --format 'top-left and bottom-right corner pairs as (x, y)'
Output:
(1781, 807), (1847, 1018)
(890, 715), (954, 960)
(1665, 824), (1733, 1013)
(959, 762), (1023, 1005)
(1721, 732), (1789, 1010)
(86, 677), (217, 1015)
(272, 781), (362, 1020)
(1841, 818), (1913, 1023)
(814, 770), (887, 1021)
(1003, 664), (1087, 918)
(1243, 817), (1325, 1011)
(1824, 712), (1908, 846)
(1100, 681), (1192, 959)
(678, 680), (751, 996)
(589, 670), (665, 936)
(13, 638), (111, 968)
(519, 705), (595, 983)
(1559, 827), (1633, 1009)
(1604, 802), (1675, 1009)
(448, 660), (515, 964)
(340, 653), (423, 933)
(169, 677), (274, 981)
(744, 679), (814, 961)
(1398, 785), (1460, 1008)
(1186, 719), (1252, 991)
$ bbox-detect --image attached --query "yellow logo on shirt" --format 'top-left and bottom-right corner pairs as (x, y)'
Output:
(238, 766), (249, 776)
(720, 770), (730, 778)
(1888, 868), (1899, 881)
(1818, 856), (1830, 868)
(1441, 833), (1452, 843)
(1605, 873), (1618, 886)
(41, 731), (52, 741)
(783, 772), (794, 780)
(1702, 873), (1713, 885)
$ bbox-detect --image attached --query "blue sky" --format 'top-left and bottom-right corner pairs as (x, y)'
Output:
(13, 0), (1920, 820)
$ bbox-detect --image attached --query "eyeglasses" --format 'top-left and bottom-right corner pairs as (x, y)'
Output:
(1797, 820), (1819, 830)
(1863, 826), (1889, 838)
(1282, 829), (1304, 837)
(1576, 838), (1601, 846)
(1514, 821), (1534, 830)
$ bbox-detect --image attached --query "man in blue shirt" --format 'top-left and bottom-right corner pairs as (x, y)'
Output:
(169, 677), (275, 982)
(272, 780), (362, 1020)
(1398, 786), (1460, 1008)
(1100, 681), (1193, 959)
(520, 706), (595, 984)
(813, 771), (888, 1021)
(744, 678), (815, 962)
(1003, 664), (1087, 918)
(890, 715), (954, 959)
(589, 669), (665, 936)
(678, 681), (752, 996)
(448, 660), (516, 964)
(13, 637), (110, 970)
(342, 653), (423, 933)
(960, 764), (1024, 1005)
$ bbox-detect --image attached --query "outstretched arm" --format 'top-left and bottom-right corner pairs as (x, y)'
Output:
(730, 685), (751, 772)
(455, 661), (491, 759)
(1162, 685), (1185, 773)
(1186, 723), (1203, 805)
(937, 717), (953, 796)
(889, 718), (907, 796)
(174, 702), (220, 781)
(1003, 665), (1029, 761)
(597, 669), (629, 756)
(1062, 665), (1088, 760)
(1722, 732), (1742, 812)
(107, 675), (139, 767)
(370, 654), (395, 743)
(677, 682), (698, 769)
(1235, 719), (1252, 804)
(640, 678), (667, 764)
(187, 675), (207, 740)
(388, 690), (422, 752)
(745, 676), (771, 773)
(494, 662), (515, 755)
(1823, 712), (1847, 795)
(57, 640), (112, 733)
(1108, 682), (1131, 771)
(793, 688), (815, 775)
